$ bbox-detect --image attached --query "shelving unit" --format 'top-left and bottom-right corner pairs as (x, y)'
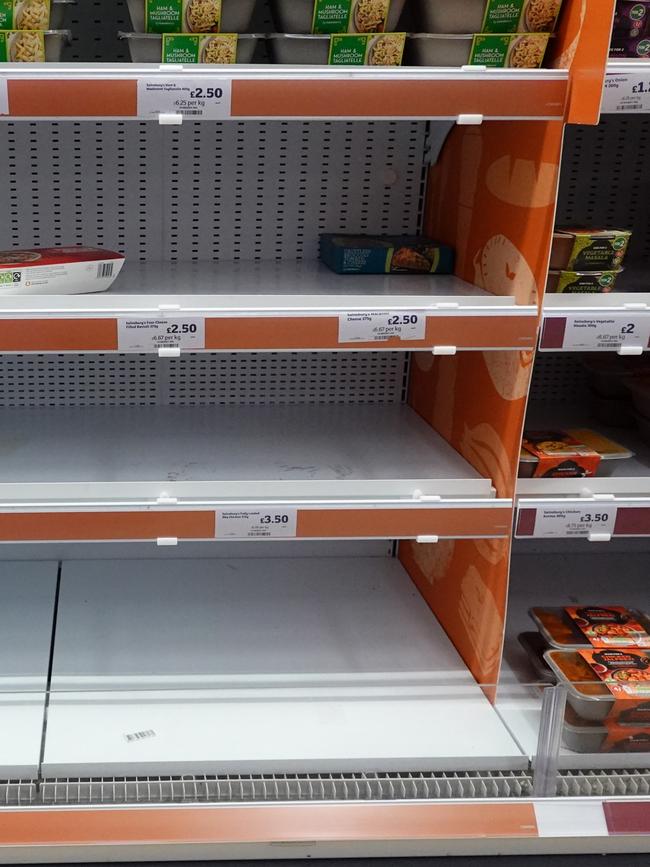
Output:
(1, 0), (649, 859)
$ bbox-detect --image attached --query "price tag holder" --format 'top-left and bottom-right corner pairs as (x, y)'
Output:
(517, 504), (617, 539)
(339, 311), (426, 343)
(541, 314), (650, 352)
(0, 77), (8, 116)
(117, 317), (205, 352)
(216, 508), (298, 539)
(137, 77), (231, 120)
(602, 72), (650, 114)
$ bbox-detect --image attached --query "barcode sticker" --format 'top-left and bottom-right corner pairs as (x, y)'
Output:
(124, 729), (156, 743)
(339, 311), (426, 343)
(137, 78), (231, 120)
(216, 508), (298, 539)
(602, 73), (650, 114)
(117, 317), (205, 352)
(96, 262), (114, 279)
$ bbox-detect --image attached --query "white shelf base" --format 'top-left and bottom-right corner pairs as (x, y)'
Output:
(43, 556), (526, 776)
(0, 261), (524, 314)
(0, 560), (58, 778)
(0, 404), (491, 501)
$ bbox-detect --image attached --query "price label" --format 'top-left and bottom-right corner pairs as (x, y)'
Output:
(602, 73), (650, 114)
(117, 317), (205, 351)
(137, 77), (231, 120)
(543, 314), (650, 352)
(216, 508), (298, 539)
(339, 311), (426, 343)
(518, 505), (617, 539)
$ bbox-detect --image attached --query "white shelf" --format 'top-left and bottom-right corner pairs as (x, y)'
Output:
(543, 292), (650, 314)
(499, 547), (650, 771)
(0, 260), (530, 315)
(43, 555), (526, 776)
(0, 404), (492, 502)
(0, 560), (58, 778)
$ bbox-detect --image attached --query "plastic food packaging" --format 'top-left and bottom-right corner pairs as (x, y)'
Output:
(268, 33), (406, 64)
(546, 269), (620, 293)
(270, 0), (406, 34)
(50, 0), (76, 30)
(610, 0), (650, 58)
(530, 607), (650, 650)
(126, 0), (257, 33)
(545, 648), (650, 722)
(0, 28), (69, 60)
(119, 31), (259, 63)
(267, 32), (329, 63)
(517, 631), (556, 683)
(416, 0), (563, 35)
(320, 234), (455, 274)
(550, 228), (631, 271)
(518, 428), (634, 478)
(0, 247), (125, 295)
(405, 33), (473, 66)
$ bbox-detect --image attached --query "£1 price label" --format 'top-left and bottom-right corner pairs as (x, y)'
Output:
(117, 317), (205, 352)
(216, 508), (298, 539)
(519, 505), (617, 539)
(602, 73), (650, 114)
(556, 315), (650, 352)
(339, 311), (426, 343)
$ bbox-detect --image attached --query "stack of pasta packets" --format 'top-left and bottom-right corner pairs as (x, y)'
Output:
(0, 0), (59, 63)
(307, 0), (406, 66)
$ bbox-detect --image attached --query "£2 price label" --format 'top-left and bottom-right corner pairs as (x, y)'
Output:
(216, 508), (298, 539)
(339, 311), (426, 343)
(117, 317), (205, 351)
(517, 505), (617, 539)
(543, 314), (650, 351)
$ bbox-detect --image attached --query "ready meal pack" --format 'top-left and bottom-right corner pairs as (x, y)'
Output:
(0, 247), (125, 295)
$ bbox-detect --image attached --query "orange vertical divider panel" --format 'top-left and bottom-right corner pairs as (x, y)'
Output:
(549, 0), (616, 125)
(399, 119), (564, 685)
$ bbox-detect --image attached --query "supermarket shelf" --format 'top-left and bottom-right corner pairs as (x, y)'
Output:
(500, 547), (650, 770)
(0, 404), (492, 501)
(43, 556), (526, 776)
(0, 560), (57, 778)
(541, 292), (650, 352)
(0, 262), (539, 353)
(0, 64), (569, 121)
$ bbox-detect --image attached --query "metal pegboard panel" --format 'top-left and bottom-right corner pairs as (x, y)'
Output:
(528, 352), (589, 405)
(0, 120), (426, 262)
(0, 353), (408, 408)
(557, 114), (650, 270)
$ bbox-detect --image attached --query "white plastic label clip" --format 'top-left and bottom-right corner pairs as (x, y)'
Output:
(159, 346), (182, 358)
(158, 112), (183, 125)
(432, 345), (457, 355)
(156, 537), (178, 546)
(416, 535), (439, 544)
(457, 114), (483, 125)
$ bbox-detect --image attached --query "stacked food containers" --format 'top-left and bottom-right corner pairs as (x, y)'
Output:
(524, 607), (650, 753)
(547, 228), (632, 294)
(0, 0), (73, 62)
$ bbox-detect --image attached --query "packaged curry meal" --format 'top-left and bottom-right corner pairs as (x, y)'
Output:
(531, 607), (650, 650)
(320, 234), (455, 275)
(519, 428), (633, 478)
(0, 247), (125, 295)
(550, 228), (631, 272)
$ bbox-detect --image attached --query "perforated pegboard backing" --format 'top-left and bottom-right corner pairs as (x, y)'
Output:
(0, 353), (408, 407)
(0, 120), (426, 262)
(528, 352), (589, 406)
(558, 114), (650, 271)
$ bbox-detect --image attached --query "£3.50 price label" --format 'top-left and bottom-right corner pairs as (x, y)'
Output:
(554, 314), (650, 352)
(216, 508), (298, 539)
(137, 77), (231, 120)
(117, 317), (205, 351)
(602, 73), (650, 114)
(339, 311), (426, 343)
(519, 505), (617, 539)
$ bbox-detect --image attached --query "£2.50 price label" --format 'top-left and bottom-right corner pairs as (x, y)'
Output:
(602, 72), (650, 114)
(543, 314), (650, 352)
(216, 508), (298, 539)
(117, 317), (205, 351)
(517, 505), (617, 539)
(339, 311), (426, 343)
(137, 77), (231, 120)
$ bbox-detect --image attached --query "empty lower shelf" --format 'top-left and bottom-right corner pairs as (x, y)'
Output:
(0, 404), (490, 501)
(43, 556), (525, 776)
(0, 560), (58, 778)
